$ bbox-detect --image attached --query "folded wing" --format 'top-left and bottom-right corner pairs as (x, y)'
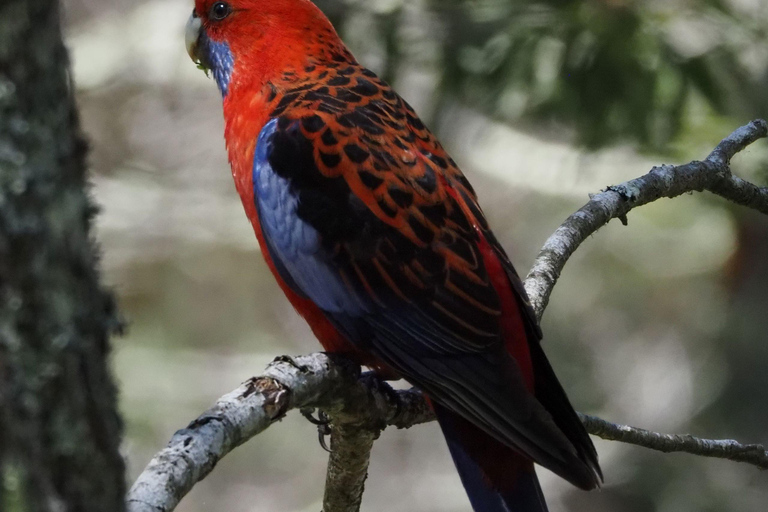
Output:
(252, 68), (600, 488)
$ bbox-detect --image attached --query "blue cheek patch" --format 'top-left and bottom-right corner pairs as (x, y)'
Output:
(200, 35), (234, 96)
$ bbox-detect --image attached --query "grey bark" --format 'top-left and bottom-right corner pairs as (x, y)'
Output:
(524, 119), (768, 319)
(127, 353), (768, 512)
(126, 354), (434, 512)
(323, 424), (379, 512)
(318, 376), (433, 512)
(0, 1), (126, 511)
(579, 414), (768, 470)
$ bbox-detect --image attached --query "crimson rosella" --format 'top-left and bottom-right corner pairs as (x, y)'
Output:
(185, 1), (601, 510)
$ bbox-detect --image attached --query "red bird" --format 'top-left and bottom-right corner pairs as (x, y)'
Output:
(186, 1), (601, 510)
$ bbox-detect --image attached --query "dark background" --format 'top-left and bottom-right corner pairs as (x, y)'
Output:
(56, 0), (768, 510)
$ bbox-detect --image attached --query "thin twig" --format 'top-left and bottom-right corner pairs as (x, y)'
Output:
(524, 119), (768, 319)
(127, 120), (768, 512)
(580, 414), (768, 470)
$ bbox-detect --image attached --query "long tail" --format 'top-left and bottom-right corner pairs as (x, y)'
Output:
(435, 403), (549, 512)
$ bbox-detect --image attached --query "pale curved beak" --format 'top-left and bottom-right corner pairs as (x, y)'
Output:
(185, 11), (202, 64)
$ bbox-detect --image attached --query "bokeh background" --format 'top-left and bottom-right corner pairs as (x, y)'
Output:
(61, 0), (768, 510)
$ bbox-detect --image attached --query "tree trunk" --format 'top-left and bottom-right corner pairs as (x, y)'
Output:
(0, 1), (126, 511)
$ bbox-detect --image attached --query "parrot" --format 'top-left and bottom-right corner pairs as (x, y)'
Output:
(185, 1), (602, 510)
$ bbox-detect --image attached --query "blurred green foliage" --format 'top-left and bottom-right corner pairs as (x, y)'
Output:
(318, 0), (768, 152)
(1, 465), (22, 512)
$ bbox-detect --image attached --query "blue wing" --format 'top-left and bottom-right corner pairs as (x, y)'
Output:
(253, 119), (368, 315)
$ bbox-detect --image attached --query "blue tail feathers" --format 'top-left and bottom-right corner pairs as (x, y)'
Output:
(435, 404), (549, 512)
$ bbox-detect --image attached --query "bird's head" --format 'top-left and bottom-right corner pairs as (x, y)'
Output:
(186, 0), (344, 97)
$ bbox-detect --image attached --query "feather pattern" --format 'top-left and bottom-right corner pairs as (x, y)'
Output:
(190, 1), (602, 508)
(253, 62), (511, 346)
(250, 60), (600, 490)
(435, 402), (549, 512)
(254, 119), (369, 315)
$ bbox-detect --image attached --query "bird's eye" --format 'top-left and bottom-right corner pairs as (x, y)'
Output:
(210, 1), (232, 21)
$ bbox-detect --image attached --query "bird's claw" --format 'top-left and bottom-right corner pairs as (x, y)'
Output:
(301, 407), (330, 426)
(301, 408), (332, 452)
(318, 426), (332, 453)
(273, 355), (309, 372)
(360, 371), (403, 419)
(361, 371), (399, 401)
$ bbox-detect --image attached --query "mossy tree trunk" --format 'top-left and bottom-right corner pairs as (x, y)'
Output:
(0, 1), (126, 511)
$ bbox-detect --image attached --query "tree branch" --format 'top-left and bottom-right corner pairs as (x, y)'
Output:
(322, 424), (379, 512)
(127, 120), (768, 511)
(524, 119), (768, 319)
(126, 355), (433, 512)
(126, 353), (768, 512)
(579, 414), (768, 470)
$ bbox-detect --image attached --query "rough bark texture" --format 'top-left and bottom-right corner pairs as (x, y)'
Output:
(579, 414), (768, 470)
(323, 424), (379, 512)
(127, 356), (766, 512)
(126, 354), (434, 512)
(0, 1), (126, 511)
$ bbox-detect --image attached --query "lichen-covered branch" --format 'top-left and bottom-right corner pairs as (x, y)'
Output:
(317, 376), (436, 512)
(127, 120), (768, 512)
(524, 119), (768, 319)
(322, 424), (380, 512)
(580, 414), (768, 470)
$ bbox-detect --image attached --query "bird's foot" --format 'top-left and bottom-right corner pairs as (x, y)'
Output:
(360, 371), (401, 415)
(301, 407), (329, 426)
(301, 408), (332, 452)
